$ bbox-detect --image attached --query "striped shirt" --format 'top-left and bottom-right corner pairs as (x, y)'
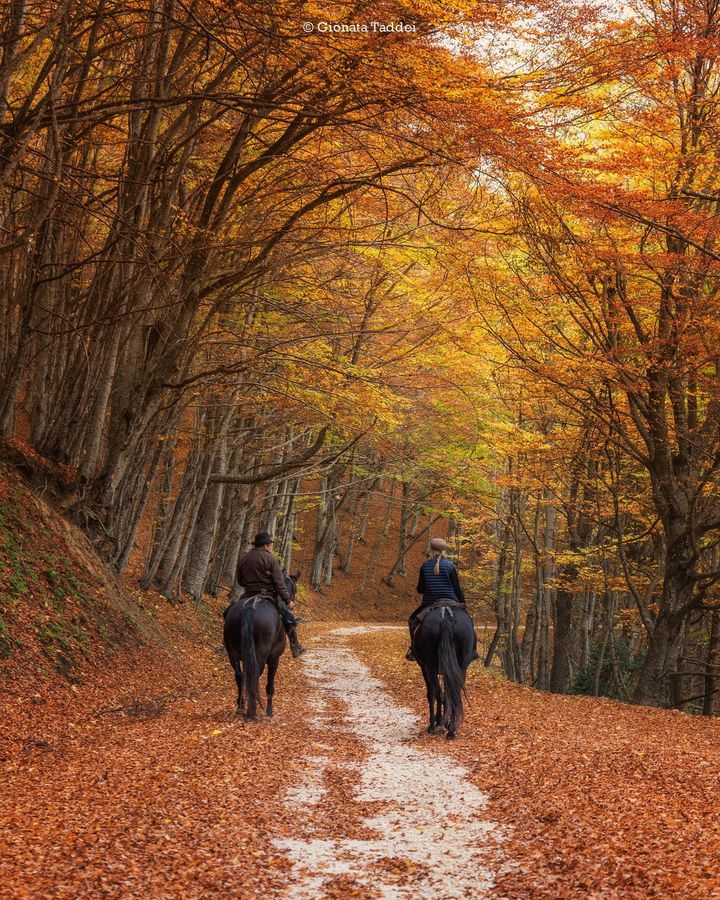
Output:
(416, 557), (465, 605)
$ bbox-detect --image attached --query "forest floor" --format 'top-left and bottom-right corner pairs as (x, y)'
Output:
(3, 607), (720, 899)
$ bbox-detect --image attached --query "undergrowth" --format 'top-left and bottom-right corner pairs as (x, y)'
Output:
(572, 637), (645, 700)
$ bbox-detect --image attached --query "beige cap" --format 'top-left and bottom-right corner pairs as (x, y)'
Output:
(429, 537), (449, 552)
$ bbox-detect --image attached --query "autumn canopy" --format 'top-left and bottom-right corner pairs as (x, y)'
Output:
(1, 0), (720, 712)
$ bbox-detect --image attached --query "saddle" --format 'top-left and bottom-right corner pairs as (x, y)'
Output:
(415, 598), (464, 626)
(223, 593), (274, 619)
(241, 593), (275, 610)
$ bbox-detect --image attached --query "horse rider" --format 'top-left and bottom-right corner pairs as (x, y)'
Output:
(236, 532), (307, 658)
(405, 537), (477, 661)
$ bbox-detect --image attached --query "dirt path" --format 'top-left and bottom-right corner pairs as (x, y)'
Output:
(6, 614), (720, 898)
(277, 626), (506, 898)
(0, 618), (506, 899)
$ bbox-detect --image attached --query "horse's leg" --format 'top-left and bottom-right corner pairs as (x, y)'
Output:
(265, 654), (279, 717)
(445, 665), (467, 741)
(434, 678), (442, 730)
(249, 654), (268, 720)
(432, 671), (445, 733)
(446, 692), (456, 739)
(422, 666), (443, 734)
(420, 666), (435, 732)
(228, 650), (243, 713)
(446, 695), (459, 738)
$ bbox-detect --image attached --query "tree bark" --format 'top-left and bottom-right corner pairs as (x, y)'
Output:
(703, 609), (720, 716)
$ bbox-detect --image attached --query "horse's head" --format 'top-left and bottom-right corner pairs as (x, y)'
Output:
(285, 571), (300, 602)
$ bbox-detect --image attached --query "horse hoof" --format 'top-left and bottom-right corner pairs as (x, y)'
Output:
(446, 732), (456, 741)
(235, 707), (244, 717)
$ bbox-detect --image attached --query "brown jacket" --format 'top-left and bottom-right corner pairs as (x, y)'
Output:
(236, 547), (291, 602)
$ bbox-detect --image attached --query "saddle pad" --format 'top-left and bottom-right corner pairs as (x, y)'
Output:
(242, 594), (273, 609)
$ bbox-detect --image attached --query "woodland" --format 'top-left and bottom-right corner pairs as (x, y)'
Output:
(2, 0), (720, 716)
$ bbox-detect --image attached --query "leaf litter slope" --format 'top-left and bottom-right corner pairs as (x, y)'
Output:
(275, 626), (505, 899)
(0, 600), (312, 899)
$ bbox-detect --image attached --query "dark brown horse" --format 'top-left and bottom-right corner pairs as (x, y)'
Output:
(413, 604), (476, 739)
(223, 574), (298, 718)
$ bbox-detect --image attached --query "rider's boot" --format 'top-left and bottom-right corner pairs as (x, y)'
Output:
(405, 621), (418, 661)
(287, 625), (307, 658)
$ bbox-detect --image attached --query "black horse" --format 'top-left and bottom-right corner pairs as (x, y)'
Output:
(413, 604), (476, 740)
(223, 573), (298, 719)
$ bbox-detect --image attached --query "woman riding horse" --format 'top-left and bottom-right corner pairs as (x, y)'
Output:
(406, 537), (468, 661)
(405, 537), (478, 739)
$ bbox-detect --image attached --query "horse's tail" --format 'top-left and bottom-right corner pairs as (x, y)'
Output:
(239, 604), (261, 718)
(438, 613), (464, 726)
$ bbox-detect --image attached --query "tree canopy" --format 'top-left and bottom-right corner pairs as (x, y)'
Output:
(3, 0), (720, 708)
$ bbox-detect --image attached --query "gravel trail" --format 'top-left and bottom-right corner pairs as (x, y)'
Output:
(275, 626), (506, 899)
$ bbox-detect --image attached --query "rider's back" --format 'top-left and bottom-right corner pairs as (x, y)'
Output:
(237, 546), (278, 594)
(419, 556), (460, 604)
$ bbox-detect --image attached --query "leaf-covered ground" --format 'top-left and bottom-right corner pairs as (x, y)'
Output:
(353, 628), (720, 898)
(3, 614), (720, 898)
(0, 597), (309, 898)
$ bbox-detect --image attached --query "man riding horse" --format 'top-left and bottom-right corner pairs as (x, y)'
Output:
(236, 532), (307, 658)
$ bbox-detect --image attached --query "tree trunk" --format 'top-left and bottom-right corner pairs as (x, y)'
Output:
(581, 588), (595, 672)
(703, 609), (720, 716)
(510, 503), (524, 682)
(357, 477), (378, 543)
(395, 481), (412, 578)
(536, 499), (556, 690)
(381, 478), (396, 536)
(550, 567), (575, 693)
(310, 477), (330, 590)
(522, 502), (542, 682)
(485, 509), (509, 668)
(593, 608), (612, 697)
(633, 608), (686, 707)
(184, 438), (227, 599)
